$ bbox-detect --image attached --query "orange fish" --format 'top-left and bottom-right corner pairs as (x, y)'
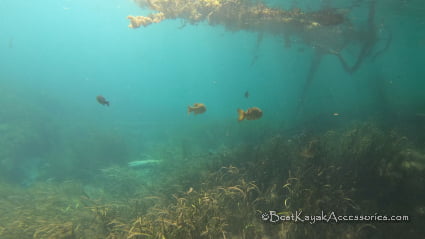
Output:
(237, 107), (263, 121)
(96, 95), (109, 106)
(188, 103), (206, 115)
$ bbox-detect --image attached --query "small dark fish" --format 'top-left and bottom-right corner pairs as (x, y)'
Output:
(237, 107), (262, 121)
(96, 95), (109, 106)
(188, 103), (206, 115)
(244, 91), (250, 98)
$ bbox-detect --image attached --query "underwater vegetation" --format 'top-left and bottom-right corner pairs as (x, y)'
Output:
(0, 122), (424, 239)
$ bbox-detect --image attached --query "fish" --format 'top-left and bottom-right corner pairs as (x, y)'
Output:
(244, 91), (250, 98)
(128, 159), (162, 168)
(237, 107), (263, 121)
(96, 95), (110, 106)
(188, 103), (206, 115)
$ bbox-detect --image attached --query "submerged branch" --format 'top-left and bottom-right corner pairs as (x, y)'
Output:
(128, 0), (388, 110)
(128, 0), (383, 75)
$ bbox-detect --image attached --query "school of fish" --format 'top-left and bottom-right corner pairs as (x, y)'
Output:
(96, 91), (262, 121)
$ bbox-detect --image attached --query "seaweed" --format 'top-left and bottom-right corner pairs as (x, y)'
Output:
(0, 122), (424, 238)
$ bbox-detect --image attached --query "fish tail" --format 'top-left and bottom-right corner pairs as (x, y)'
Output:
(187, 106), (192, 114)
(237, 109), (245, 121)
(105, 101), (110, 106)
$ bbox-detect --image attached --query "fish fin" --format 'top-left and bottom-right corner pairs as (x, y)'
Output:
(187, 106), (191, 114)
(106, 101), (110, 106)
(237, 109), (245, 121)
